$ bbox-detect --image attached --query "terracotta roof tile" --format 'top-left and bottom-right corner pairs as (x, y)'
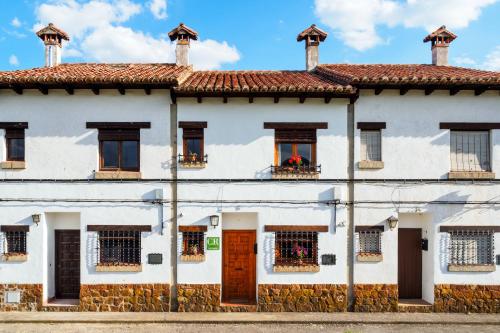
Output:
(0, 63), (192, 88)
(175, 70), (355, 95)
(315, 64), (500, 86)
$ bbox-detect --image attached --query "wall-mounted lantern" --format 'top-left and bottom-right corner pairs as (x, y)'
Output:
(31, 214), (41, 226)
(387, 215), (398, 230)
(209, 215), (220, 228)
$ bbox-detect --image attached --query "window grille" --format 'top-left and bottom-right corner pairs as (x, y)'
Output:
(450, 131), (490, 172)
(182, 232), (205, 255)
(5, 231), (27, 254)
(357, 230), (381, 254)
(274, 231), (318, 266)
(360, 130), (381, 161)
(449, 230), (494, 265)
(98, 230), (141, 265)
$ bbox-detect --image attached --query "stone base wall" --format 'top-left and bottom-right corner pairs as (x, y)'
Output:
(0, 284), (42, 311)
(353, 284), (398, 312)
(80, 284), (170, 312)
(177, 284), (221, 312)
(258, 284), (347, 312)
(434, 284), (500, 313)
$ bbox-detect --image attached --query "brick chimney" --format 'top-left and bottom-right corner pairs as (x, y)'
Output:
(36, 23), (70, 67)
(168, 23), (199, 66)
(423, 25), (457, 66)
(297, 24), (328, 71)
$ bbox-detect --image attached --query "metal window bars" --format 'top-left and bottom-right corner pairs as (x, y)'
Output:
(274, 231), (318, 266)
(357, 230), (382, 254)
(5, 231), (27, 254)
(178, 154), (208, 165)
(182, 232), (205, 255)
(98, 230), (141, 265)
(449, 230), (494, 265)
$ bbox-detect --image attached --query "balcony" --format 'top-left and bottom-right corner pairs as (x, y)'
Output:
(271, 165), (321, 179)
(178, 154), (208, 168)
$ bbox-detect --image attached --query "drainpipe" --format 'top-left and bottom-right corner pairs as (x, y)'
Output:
(169, 102), (178, 311)
(346, 98), (356, 310)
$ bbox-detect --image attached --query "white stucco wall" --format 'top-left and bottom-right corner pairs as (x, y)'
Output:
(0, 89), (172, 179)
(177, 98), (349, 179)
(354, 90), (500, 179)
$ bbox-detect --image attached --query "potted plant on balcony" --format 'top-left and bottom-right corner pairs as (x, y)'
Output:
(189, 244), (199, 255)
(188, 151), (198, 163)
(292, 243), (308, 265)
(286, 155), (303, 172)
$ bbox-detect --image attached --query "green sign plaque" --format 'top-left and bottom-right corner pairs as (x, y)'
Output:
(206, 237), (220, 250)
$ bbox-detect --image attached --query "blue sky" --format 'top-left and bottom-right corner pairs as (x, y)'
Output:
(0, 0), (499, 71)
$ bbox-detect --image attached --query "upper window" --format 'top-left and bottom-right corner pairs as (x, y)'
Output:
(0, 123), (28, 163)
(98, 129), (140, 171)
(264, 123), (327, 176)
(179, 122), (207, 166)
(360, 130), (381, 162)
(450, 131), (490, 172)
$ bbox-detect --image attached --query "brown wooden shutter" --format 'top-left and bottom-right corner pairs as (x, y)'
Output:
(5, 129), (25, 139)
(98, 129), (139, 141)
(275, 129), (316, 143)
(183, 128), (204, 139)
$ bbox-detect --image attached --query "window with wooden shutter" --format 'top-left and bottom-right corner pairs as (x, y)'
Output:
(450, 131), (490, 172)
(5, 129), (25, 161)
(179, 122), (207, 165)
(98, 129), (140, 171)
(360, 130), (381, 161)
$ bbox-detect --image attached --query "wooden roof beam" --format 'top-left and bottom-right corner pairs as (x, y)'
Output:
(65, 87), (74, 95)
(91, 88), (100, 95)
(475, 87), (487, 96)
(274, 96), (280, 103)
(450, 88), (460, 96)
(400, 87), (409, 95)
(374, 88), (384, 95)
(118, 87), (126, 95)
(424, 88), (435, 96)
(12, 87), (23, 95)
(38, 87), (48, 95)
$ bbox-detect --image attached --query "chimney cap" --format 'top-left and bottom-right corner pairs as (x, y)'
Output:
(168, 23), (198, 41)
(423, 25), (457, 43)
(297, 24), (328, 42)
(36, 23), (70, 41)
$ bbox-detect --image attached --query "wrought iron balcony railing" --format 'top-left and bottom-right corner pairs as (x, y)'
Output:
(270, 164), (321, 175)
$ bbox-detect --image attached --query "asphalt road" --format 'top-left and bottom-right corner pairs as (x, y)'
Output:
(0, 323), (498, 333)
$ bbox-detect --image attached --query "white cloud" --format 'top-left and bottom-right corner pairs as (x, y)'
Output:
(149, 0), (167, 20)
(9, 54), (19, 66)
(11, 17), (21, 28)
(314, 0), (498, 51)
(483, 46), (500, 71)
(34, 0), (241, 69)
(34, 0), (142, 38)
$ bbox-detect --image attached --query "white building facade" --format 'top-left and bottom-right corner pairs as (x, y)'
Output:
(0, 23), (498, 313)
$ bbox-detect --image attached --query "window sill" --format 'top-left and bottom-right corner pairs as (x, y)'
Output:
(448, 171), (495, 180)
(356, 253), (383, 262)
(180, 254), (205, 262)
(94, 171), (142, 180)
(358, 160), (384, 169)
(448, 264), (496, 272)
(1, 161), (26, 169)
(179, 162), (207, 169)
(96, 264), (142, 272)
(1, 253), (28, 262)
(273, 265), (320, 273)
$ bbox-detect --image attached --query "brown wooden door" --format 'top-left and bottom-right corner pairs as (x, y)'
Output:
(398, 228), (422, 299)
(222, 230), (256, 304)
(55, 230), (80, 299)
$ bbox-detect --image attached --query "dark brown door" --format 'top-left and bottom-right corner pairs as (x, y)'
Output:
(398, 228), (422, 299)
(222, 230), (256, 304)
(55, 230), (80, 299)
